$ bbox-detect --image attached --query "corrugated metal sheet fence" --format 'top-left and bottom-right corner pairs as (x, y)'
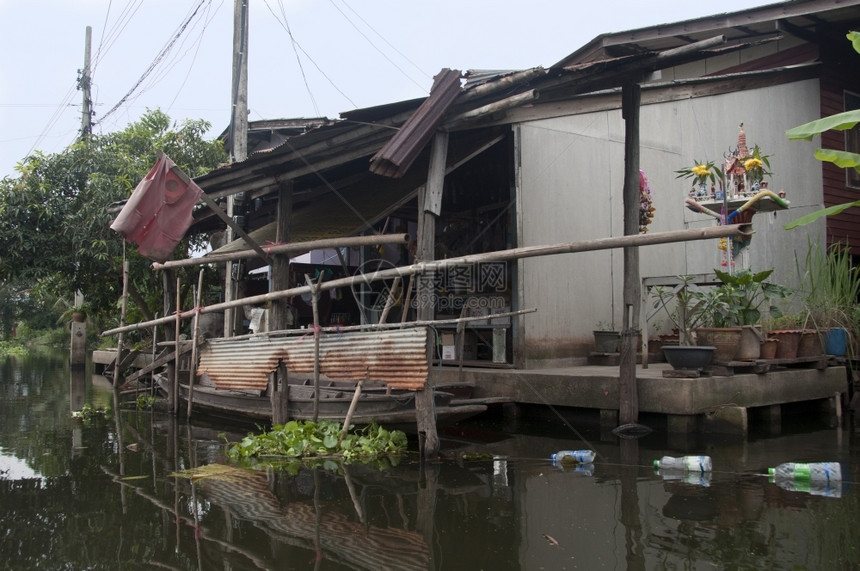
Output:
(197, 327), (430, 392)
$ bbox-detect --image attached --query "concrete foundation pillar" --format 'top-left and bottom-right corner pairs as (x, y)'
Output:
(599, 409), (618, 429)
(667, 414), (698, 433)
(703, 406), (748, 436)
(760, 404), (781, 435)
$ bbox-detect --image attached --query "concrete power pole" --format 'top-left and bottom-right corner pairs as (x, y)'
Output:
(78, 26), (93, 138)
(71, 26), (92, 367)
(224, 0), (249, 337)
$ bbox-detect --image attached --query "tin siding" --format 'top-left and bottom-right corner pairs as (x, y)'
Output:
(516, 79), (824, 366)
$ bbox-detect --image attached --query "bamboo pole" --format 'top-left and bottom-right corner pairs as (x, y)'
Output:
(102, 224), (752, 337)
(340, 378), (365, 441)
(173, 277), (181, 415)
(186, 269), (204, 419)
(378, 277), (402, 324)
(114, 249), (129, 386)
(152, 233), (410, 270)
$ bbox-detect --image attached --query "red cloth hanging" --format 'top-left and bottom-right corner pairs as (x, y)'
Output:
(110, 154), (202, 262)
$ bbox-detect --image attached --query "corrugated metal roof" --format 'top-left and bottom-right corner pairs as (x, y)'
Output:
(369, 69), (462, 178)
(554, 0), (860, 68)
(196, 327), (430, 391)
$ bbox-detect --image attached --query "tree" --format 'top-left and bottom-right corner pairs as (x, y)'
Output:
(784, 31), (860, 229)
(0, 109), (227, 323)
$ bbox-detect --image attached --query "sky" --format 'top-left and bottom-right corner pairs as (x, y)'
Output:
(0, 0), (780, 180)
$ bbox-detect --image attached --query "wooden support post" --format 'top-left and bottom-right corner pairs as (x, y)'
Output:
(416, 131), (448, 459)
(270, 180), (293, 331)
(270, 361), (289, 425)
(186, 269), (204, 419)
(305, 274), (322, 422)
(619, 81), (641, 426)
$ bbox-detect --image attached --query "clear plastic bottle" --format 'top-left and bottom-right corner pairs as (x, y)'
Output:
(551, 449), (596, 466)
(767, 462), (842, 482)
(656, 467), (712, 487)
(653, 455), (712, 473)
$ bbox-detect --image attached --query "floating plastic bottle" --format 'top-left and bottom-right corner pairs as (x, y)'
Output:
(653, 455), (712, 473)
(767, 462), (842, 482)
(551, 449), (596, 466)
(656, 467), (712, 487)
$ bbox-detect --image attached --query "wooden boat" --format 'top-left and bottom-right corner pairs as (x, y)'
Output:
(153, 325), (488, 430)
(160, 374), (488, 431)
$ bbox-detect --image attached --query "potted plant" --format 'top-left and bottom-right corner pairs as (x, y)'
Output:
(764, 313), (804, 359)
(697, 268), (791, 362)
(650, 276), (715, 370)
(593, 321), (620, 353)
(797, 240), (859, 357)
(55, 301), (90, 324)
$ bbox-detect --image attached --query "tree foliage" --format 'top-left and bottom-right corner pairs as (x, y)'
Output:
(0, 109), (227, 321)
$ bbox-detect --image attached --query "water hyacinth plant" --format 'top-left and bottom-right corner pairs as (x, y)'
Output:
(225, 420), (408, 465)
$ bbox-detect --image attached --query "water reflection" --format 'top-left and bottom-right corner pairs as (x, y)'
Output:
(1, 353), (859, 569)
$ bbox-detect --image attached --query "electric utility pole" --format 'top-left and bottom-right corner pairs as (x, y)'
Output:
(78, 26), (93, 138)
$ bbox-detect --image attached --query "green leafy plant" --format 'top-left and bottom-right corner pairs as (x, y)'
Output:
(796, 239), (859, 350)
(706, 269), (792, 327)
(785, 31), (860, 229)
(225, 420), (408, 465)
(136, 394), (157, 410)
(594, 321), (617, 332)
(651, 276), (716, 345)
(71, 403), (113, 425)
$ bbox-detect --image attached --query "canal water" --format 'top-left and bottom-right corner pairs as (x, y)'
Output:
(2, 352), (859, 570)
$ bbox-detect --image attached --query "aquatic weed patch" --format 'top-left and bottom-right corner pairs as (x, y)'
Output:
(225, 420), (408, 466)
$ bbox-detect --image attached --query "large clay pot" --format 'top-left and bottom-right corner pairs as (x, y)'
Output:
(796, 330), (823, 357)
(695, 327), (742, 363)
(736, 325), (763, 361)
(662, 345), (715, 370)
(760, 338), (778, 359)
(770, 330), (801, 359)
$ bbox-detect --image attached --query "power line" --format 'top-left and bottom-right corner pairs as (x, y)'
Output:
(328, 0), (428, 93)
(99, 0), (211, 125)
(336, 0), (431, 85)
(264, 0), (356, 112)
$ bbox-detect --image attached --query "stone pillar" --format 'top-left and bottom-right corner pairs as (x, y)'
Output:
(70, 322), (87, 367)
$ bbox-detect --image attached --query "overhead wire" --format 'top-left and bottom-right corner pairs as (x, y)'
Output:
(332, 0), (431, 90)
(264, 0), (356, 112)
(99, 0), (211, 126)
(269, 0), (321, 116)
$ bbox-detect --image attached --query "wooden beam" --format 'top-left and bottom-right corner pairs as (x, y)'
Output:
(415, 131), (448, 459)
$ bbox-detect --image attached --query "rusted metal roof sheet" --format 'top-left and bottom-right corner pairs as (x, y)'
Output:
(369, 68), (462, 178)
(196, 327), (430, 392)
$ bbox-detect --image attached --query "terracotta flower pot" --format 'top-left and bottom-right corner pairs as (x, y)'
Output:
(760, 338), (778, 359)
(770, 330), (801, 359)
(796, 330), (823, 357)
(695, 327), (742, 363)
